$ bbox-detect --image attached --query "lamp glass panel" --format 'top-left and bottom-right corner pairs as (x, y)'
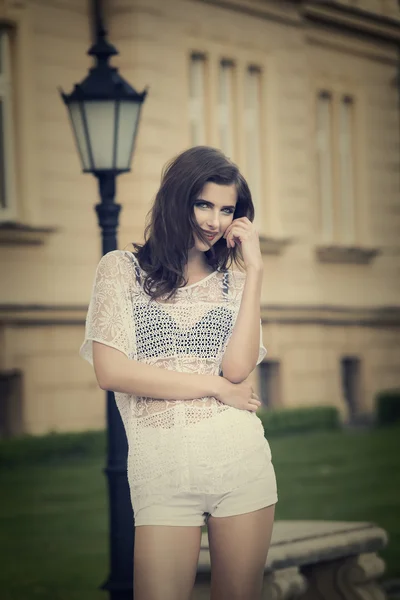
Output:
(85, 100), (115, 170)
(69, 102), (91, 170)
(115, 101), (140, 170)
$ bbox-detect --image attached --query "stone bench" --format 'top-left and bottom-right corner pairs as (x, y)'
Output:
(193, 520), (388, 599)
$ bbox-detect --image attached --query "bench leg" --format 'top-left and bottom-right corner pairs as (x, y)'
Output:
(262, 566), (308, 599)
(299, 553), (386, 600)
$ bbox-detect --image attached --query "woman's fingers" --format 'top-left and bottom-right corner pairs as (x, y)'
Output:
(225, 223), (250, 248)
(249, 402), (261, 412)
(250, 396), (261, 409)
(247, 391), (261, 411)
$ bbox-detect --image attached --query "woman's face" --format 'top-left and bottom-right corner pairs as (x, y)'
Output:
(192, 182), (237, 251)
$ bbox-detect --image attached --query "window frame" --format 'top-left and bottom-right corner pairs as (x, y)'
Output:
(185, 42), (278, 240)
(316, 89), (335, 243)
(244, 64), (263, 228)
(339, 94), (357, 245)
(314, 83), (362, 246)
(0, 2), (41, 235)
(188, 52), (208, 147)
(217, 58), (236, 159)
(0, 27), (17, 222)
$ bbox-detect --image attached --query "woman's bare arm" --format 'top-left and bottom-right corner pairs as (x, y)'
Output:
(93, 341), (222, 400)
(221, 266), (263, 383)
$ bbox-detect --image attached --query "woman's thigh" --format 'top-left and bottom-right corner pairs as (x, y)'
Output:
(134, 525), (202, 600)
(207, 504), (275, 600)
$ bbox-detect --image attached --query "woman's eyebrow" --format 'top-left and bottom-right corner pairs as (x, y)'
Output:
(196, 198), (236, 209)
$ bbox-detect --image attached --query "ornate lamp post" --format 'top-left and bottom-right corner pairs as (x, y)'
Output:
(60, 1), (147, 598)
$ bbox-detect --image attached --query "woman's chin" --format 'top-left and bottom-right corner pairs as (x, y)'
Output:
(192, 235), (223, 252)
(193, 238), (212, 251)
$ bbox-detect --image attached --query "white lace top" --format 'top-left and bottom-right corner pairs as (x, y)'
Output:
(80, 250), (272, 512)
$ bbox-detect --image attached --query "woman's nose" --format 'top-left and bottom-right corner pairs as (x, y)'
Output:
(206, 214), (220, 229)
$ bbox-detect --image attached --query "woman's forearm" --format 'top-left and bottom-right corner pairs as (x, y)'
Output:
(221, 266), (263, 383)
(94, 342), (222, 400)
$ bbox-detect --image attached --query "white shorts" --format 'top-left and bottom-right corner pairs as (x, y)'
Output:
(134, 462), (278, 527)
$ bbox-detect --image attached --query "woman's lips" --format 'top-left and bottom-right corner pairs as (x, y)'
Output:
(204, 233), (217, 240)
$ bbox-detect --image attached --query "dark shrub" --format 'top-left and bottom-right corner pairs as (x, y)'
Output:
(257, 405), (341, 437)
(0, 430), (106, 467)
(375, 389), (400, 427)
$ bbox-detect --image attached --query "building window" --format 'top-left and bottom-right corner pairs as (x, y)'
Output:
(259, 360), (281, 408)
(0, 27), (16, 222)
(0, 370), (23, 438)
(340, 356), (361, 421)
(245, 65), (263, 224)
(316, 88), (359, 245)
(189, 53), (207, 146)
(316, 90), (334, 242)
(339, 95), (356, 244)
(218, 59), (236, 158)
(188, 54), (265, 219)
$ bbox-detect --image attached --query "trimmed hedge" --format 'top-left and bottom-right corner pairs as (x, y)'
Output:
(0, 430), (106, 467)
(257, 405), (341, 437)
(0, 406), (341, 466)
(375, 389), (400, 427)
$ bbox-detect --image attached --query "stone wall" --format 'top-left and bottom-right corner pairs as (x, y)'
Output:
(0, 0), (399, 434)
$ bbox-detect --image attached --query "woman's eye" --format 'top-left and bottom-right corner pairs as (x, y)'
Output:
(195, 202), (234, 215)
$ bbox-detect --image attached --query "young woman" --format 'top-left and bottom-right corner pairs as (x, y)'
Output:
(80, 146), (277, 600)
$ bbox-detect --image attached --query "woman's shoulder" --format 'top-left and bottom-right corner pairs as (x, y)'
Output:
(98, 249), (138, 266)
(227, 267), (246, 284)
(95, 250), (139, 280)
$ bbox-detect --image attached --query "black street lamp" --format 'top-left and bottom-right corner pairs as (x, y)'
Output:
(60, 1), (147, 598)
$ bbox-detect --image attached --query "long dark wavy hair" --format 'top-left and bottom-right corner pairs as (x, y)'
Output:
(130, 146), (255, 301)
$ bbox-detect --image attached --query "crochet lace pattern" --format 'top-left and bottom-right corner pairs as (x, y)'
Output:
(80, 250), (272, 513)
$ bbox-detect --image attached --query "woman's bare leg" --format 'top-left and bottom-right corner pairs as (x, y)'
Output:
(134, 525), (202, 600)
(208, 505), (275, 600)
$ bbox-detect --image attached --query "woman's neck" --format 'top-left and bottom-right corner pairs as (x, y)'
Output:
(185, 250), (213, 279)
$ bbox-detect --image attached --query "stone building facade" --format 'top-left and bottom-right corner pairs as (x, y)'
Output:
(0, 0), (399, 435)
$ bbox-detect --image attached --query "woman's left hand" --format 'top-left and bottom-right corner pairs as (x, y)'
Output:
(223, 217), (263, 271)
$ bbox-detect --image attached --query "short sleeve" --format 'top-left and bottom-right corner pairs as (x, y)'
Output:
(257, 319), (267, 365)
(79, 250), (136, 366)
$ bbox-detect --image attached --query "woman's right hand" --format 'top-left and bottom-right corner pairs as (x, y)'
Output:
(215, 377), (262, 412)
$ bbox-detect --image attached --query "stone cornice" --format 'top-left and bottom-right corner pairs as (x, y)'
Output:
(195, 0), (302, 27)
(315, 245), (380, 265)
(1, 303), (400, 328)
(260, 235), (293, 255)
(302, 1), (400, 43)
(261, 304), (400, 327)
(0, 305), (87, 325)
(0, 0), (28, 16)
(0, 222), (59, 246)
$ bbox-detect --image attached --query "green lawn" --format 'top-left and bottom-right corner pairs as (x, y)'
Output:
(0, 425), (398, 600)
